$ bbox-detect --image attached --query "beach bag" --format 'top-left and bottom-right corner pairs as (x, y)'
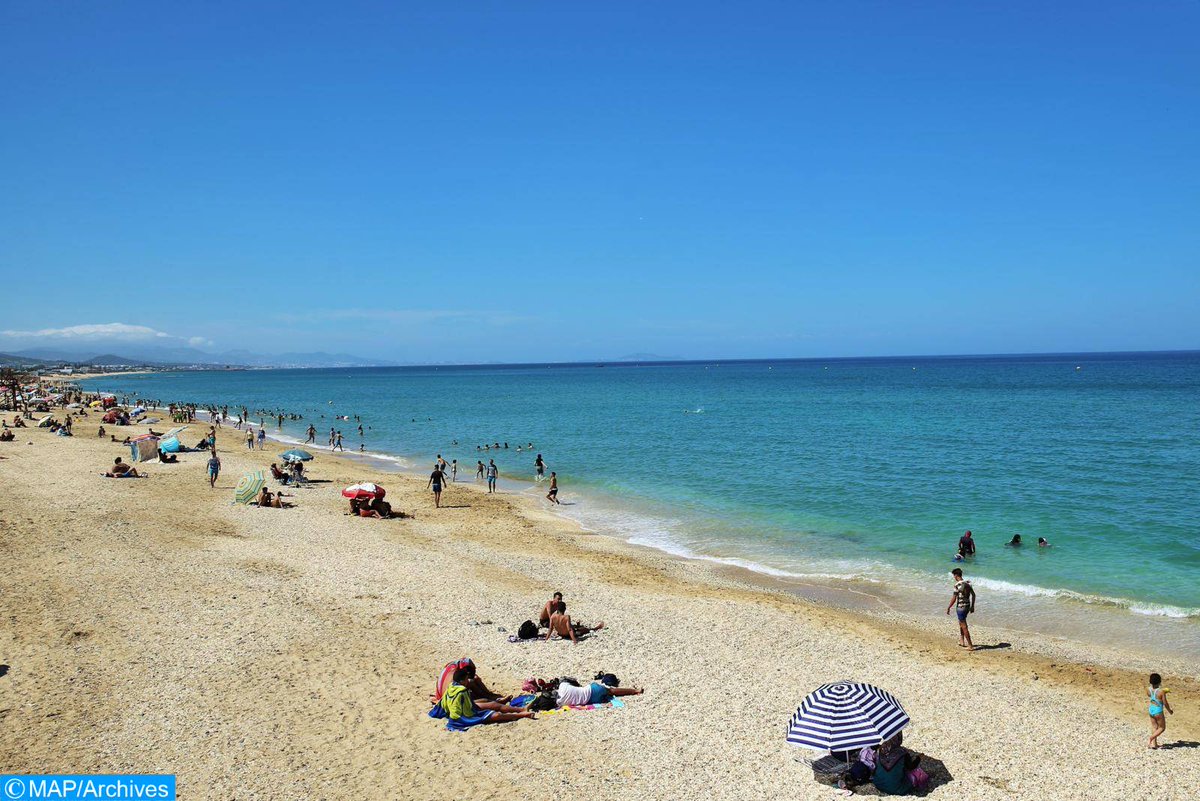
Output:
(528, 691), (557, 712)
(907, 767), (929, 791)
(517, 620), (538, 639)
(594, 671), (620, 687)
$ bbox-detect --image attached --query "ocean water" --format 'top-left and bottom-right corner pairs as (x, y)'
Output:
(82, 352), (1200, 657)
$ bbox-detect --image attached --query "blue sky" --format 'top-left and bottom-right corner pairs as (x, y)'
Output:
(1, 1), (1197, 363)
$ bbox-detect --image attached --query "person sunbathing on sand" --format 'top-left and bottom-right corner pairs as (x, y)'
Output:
(539, 592), (565, 628)
(545, 601), (604, 643)
(555, 676), (642, 707)
(455, 660), (518, 708)
(440, 667), (534, 724)
(257, 487), (293, 508)
(104, 457), (139, 478)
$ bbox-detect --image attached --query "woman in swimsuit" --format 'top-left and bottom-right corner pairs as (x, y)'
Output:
(1147, 673), (1173, 748)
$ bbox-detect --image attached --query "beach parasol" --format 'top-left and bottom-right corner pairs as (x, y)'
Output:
(342, 482), (385, 500)
(786, 681), (910, 753)
(280, 448), (314, 462)
(235, 470), (267, 505)
(131, 406), (147, 415)
(37, 415), (53, 427)
(66, 402), (81, 408)
(162, 426), (188, 441)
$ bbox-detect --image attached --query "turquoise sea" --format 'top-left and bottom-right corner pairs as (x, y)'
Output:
(82, 352), (1200, 657)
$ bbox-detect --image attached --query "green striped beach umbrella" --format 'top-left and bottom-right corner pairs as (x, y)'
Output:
(235, 470), (266, 505)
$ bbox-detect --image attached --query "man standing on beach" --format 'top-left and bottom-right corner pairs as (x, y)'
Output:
(257, 427), (266, 450)
(486, 459), (498, 493)
(305, 424), (316, 444)
(546, 471), (560, 504)
(476, 460), (485, 480)
(334, 431), (344, 452)
(946, 568), (976, 651)
(428, 463), (447, 507)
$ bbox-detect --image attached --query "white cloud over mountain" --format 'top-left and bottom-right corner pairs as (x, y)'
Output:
(0, 323), (213, 348)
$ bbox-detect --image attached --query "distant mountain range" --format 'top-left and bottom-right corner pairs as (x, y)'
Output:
(3, 345), (398, 369)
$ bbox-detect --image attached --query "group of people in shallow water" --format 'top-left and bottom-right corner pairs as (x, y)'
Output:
(952, 529), (1049, 562)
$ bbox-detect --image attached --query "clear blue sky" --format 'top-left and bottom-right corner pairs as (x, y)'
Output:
(1, 1), (1197, 363)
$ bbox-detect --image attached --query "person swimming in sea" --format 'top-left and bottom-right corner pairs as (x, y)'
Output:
(1037, 537), (1050, 547)
(1006, 534), (1022, 547)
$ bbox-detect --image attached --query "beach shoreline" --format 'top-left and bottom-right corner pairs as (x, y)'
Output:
(2, 401), (1198, 799)
(79, 378), (1200, 668)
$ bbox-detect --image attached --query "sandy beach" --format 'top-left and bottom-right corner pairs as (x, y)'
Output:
(2, 411), (1197, 800)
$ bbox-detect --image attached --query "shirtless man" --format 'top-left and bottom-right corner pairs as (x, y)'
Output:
(105, 457), (139, 478)
(544, 600), (604, 643)
(539, 592), (565, 628)
(257, 487), (294, 508)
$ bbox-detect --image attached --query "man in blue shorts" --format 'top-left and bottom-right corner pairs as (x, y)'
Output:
(946, 567), (976, 651)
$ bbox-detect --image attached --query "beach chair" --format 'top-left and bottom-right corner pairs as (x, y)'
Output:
(797, 753), (854, 787)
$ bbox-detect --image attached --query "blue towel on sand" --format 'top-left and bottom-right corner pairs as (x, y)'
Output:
(428, 694), (536, 731)
(428, 703), (496, 731)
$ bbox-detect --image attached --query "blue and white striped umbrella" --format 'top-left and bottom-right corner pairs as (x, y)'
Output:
(786, 681), (909, 752)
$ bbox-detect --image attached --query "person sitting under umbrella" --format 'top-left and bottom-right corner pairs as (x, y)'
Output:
(871, 732), (926, 795)
(270, 463), (292, 485)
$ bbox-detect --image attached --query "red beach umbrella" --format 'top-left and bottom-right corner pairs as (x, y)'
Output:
(342, 483), (385, 500)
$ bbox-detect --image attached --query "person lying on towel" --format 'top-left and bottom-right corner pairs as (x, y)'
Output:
(554, 676), (644, 707)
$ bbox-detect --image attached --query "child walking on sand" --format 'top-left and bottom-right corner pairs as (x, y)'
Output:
(1147, 673), (1173, 748)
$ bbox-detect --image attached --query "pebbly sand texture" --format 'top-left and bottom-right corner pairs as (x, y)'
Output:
(1, 413), (1198, 800)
